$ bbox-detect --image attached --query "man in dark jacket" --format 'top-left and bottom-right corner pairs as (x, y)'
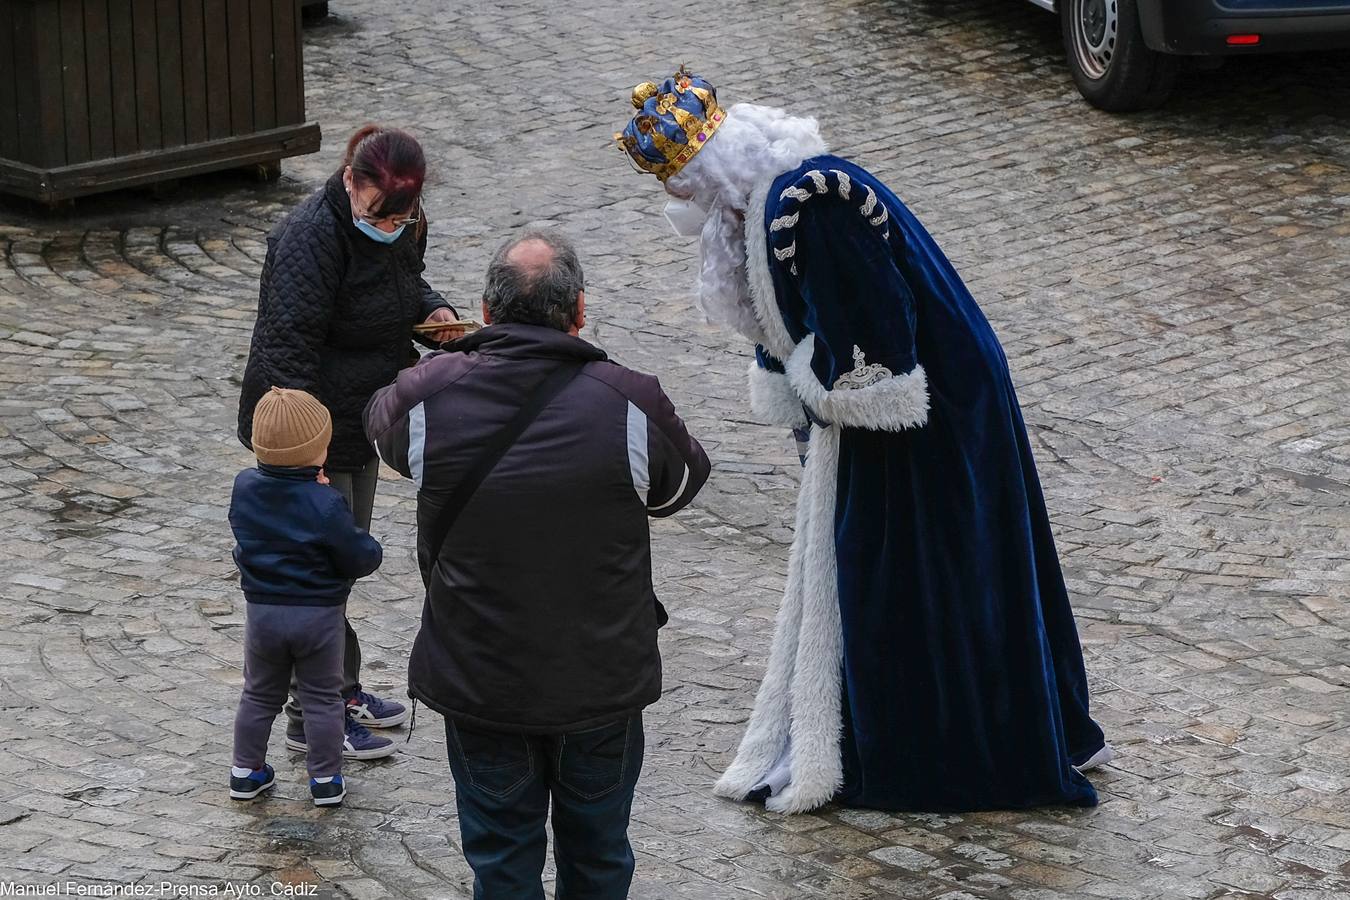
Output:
(365, 231), (709, 899)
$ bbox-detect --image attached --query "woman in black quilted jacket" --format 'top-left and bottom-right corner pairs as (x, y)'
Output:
(237, 125), (459, 752)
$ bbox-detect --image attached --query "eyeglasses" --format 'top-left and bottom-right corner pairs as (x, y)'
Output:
(349, 189), (422, 228)
(356, 207), (421, 229)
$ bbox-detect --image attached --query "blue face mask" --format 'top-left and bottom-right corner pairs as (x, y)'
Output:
(353, 217), (406, 244)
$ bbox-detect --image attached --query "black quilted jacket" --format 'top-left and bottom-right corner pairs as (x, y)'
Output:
(238, 171), (455, 471)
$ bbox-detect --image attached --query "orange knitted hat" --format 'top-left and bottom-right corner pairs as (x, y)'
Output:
(251, 387), (332, 467)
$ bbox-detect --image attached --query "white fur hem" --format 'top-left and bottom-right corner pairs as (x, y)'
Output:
(748, 360), (808, 429)
(787, 336), (929, 431)
(745, 174), (798, 362)
(715, 423), (843, 814)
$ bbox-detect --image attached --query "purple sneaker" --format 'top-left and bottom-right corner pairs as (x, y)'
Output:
(286, 717), (397, 761)
(345, 688), (409, 729)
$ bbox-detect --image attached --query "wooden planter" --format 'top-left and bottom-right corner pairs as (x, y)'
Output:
(0, 0), (322, 205)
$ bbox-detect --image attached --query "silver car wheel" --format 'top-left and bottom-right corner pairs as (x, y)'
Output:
(1069, 0), (1119, 80)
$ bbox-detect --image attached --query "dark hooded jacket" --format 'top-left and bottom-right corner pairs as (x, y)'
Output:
(238, 171), (454, 471)
(365, 324), (710, 732)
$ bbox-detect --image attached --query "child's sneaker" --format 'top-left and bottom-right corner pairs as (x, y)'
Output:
(229, 764), (276, 800)
(310, 774), (346, 807)
(345, 689), (409, 728)
(286, 717), (397, 760)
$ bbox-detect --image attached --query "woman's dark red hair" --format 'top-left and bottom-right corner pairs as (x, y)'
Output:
(342, 125), (426, 219)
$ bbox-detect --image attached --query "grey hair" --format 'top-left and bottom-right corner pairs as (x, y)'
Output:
(482, 230), (584, 332)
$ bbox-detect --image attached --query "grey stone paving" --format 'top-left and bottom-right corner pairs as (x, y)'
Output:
(1, 0), (1349, 897)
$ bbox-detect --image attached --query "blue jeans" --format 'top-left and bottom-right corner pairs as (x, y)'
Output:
(444, 714), (644, 900)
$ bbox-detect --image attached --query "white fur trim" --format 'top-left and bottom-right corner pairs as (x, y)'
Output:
(745, 174), (793, 361)
(715, 423), (843, 814)
(748, 360), (808, 429)
(787, 336), (929, 431)
(745, 175), (799, 361)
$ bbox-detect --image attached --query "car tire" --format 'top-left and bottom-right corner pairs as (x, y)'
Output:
(1061, 0), (1178, 111)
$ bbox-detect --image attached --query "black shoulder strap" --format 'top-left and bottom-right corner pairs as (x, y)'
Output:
(421, 362), (583, 577)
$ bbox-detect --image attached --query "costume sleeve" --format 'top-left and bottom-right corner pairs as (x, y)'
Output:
(324, 495), (384, 579)
(624, 375), (710, 517)
(767, 170), (929, 432)
(748, 345), (808, 429)
(255, 223), (343, 394)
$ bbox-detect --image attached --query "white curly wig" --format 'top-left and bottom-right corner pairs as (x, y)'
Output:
(664, 103), (827, 342)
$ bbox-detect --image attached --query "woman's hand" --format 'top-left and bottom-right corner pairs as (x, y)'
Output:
(420, 307), (460, 344)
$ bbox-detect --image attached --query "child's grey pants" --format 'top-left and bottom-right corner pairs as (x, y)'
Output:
(234, 602), (345, 778)
(284, 458), (377, 730)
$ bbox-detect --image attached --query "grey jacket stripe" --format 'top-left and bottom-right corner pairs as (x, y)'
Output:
(409, 402), (427, 490)
(626, 401), (650, 500)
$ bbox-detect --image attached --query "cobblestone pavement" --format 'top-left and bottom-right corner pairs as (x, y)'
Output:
(2, 0), (1349, 897)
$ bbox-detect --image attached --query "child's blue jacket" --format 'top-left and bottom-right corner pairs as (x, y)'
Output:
(229, 464), (382, 605)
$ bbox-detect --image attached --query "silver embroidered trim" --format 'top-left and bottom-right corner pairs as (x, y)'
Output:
(773, 241), (797, 261)
(834, 170), (851, 200)
(860, 186), (877, 218)
(869, 205), (888, 227)
(770, 212), (799, 232)
(833, 345), (893, 391)
(807, 170), (828, 193)
(781, 186), (812, 202)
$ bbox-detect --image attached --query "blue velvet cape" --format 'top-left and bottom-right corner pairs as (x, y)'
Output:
(739, 156), (1106, 812)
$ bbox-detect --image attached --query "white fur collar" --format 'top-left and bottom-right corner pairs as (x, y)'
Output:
(744, 172), (799, 362)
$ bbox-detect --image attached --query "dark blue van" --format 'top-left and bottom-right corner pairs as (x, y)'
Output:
(1030, 1), (1350, 109)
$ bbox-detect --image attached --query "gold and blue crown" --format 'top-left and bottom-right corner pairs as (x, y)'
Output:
(615, 68), (725, 182)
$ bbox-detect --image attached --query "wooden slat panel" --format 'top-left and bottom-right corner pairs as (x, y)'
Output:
(180, 0), (209, 145)
(226, 0), (253, 136)
(249, 0), (275, 130)
(0, 121), (320, 203)
(12, 4), (42, 165)
(272, 0), (300, 125)
(292, 0), (305, 118)
(83, 0), (116, 160)
(14, 120), (319, 201)
(106, 0), (139, 157)
(0, 1), (18, 160)
(131, 0), (162, 149)
(25, 1), (67, 167)
(155, 0), (185, 148)
(58, 0), (91, 164)
(202, 0), (231, 140)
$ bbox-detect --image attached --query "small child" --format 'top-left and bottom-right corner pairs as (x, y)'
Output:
(228, 387), (383, 807)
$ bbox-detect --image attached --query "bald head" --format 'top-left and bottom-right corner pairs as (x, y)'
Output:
(482, 230), (585, 334)
(505, 236), (557, 272)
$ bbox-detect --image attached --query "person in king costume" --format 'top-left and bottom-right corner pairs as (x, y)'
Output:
(616, 69), (1114, 814)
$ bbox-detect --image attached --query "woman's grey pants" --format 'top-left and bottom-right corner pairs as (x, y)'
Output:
(284, 457), (379, 730)
(234, 602), (346, 778)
